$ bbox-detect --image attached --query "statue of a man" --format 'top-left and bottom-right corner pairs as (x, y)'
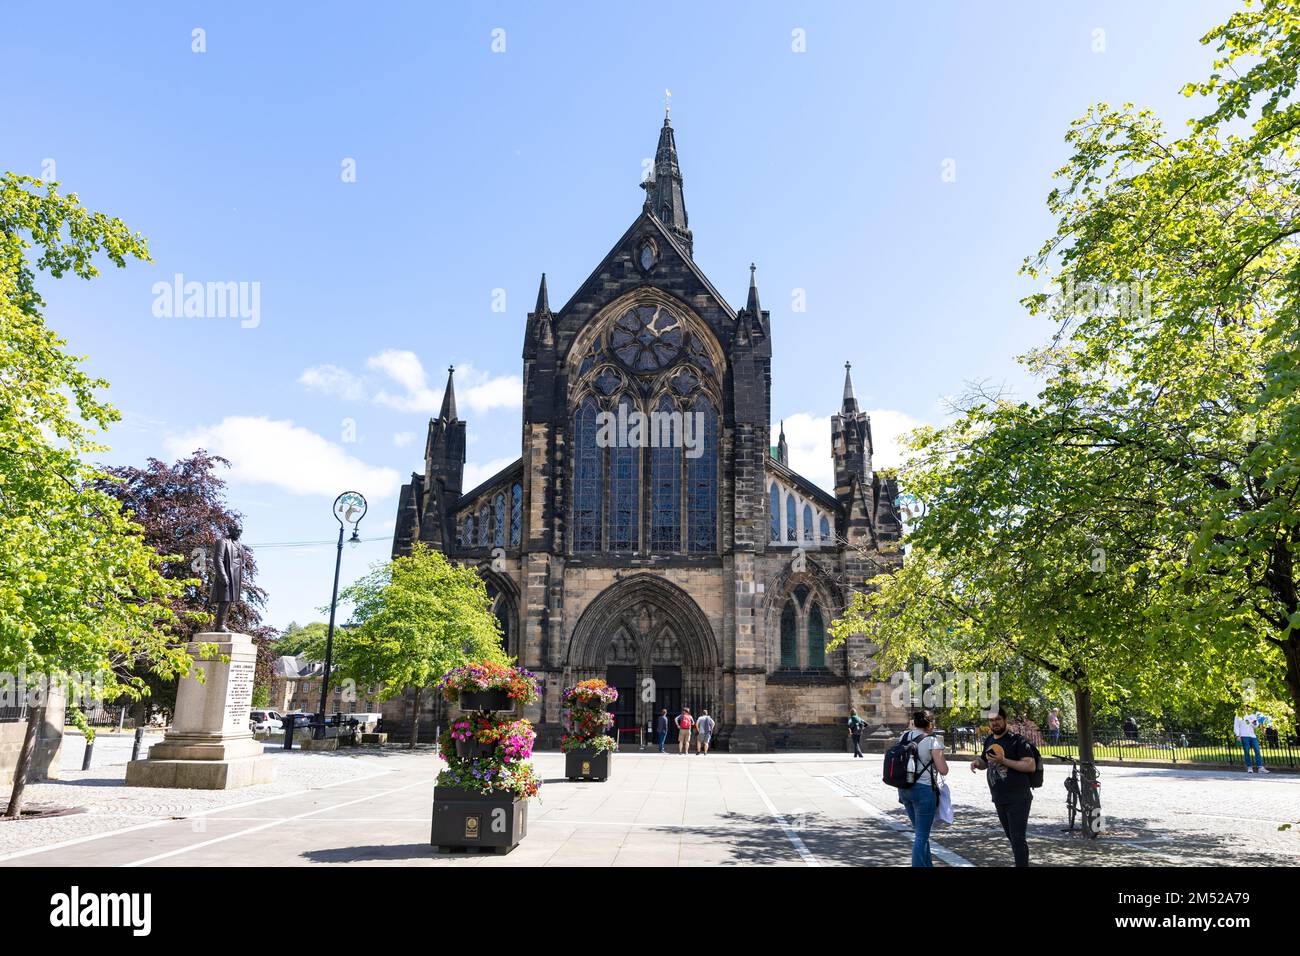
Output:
(210, 522), (245, 632)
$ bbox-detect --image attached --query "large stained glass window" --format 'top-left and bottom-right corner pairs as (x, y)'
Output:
(510, 482), (522, 546)
(803, 504), (814, 543)
(687, 397), (717, 553)
(649, 395), (681, 551)
(493, 494), (506, 547)
(808, 604), (826, 668)
(609, 395), (639, 550)
(819, 515), (830, 543)
(478, 503), (491, 546)
(786, 495), (797, 542)
(574, 397), (603, 552)
(780, 600), (798, 668)
(770, 484), (781, 542)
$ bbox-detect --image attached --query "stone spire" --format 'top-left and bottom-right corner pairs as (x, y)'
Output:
(534, 272), (550, 315)
(842, 361), (859, 414)
(641, 113), (693, 256)
(439, 365), (457, 422)
(746, 262), (761, 315)
(777, 419), (788, 467)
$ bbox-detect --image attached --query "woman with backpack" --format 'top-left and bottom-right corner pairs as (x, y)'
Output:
(896, 709), (948, 867)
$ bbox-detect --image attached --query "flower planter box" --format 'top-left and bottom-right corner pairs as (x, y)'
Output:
(453, 737), (497, 760)
(458, 690), (513, 713)
(565, 747), (612, 781)
(430, 786), (528, 854)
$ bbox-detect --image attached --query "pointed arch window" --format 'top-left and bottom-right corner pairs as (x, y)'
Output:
(493, 494), (507, 547)
(687, 396), (717, 553)
(808, 604), (826, 668)
(477, 503), (491, 546)
(769, 484), (781, 542)
(820, 515), (831, 544)
(786, 495), (797, 542)
(574, 397), (603, 552)
(780, 600), (798, 668)
(462, 515), (473, 547)
(510, 483), (523, 546)
(609, 395), (639, 550)
(649, 395), (681, 551)
(802, 504), (814, 543)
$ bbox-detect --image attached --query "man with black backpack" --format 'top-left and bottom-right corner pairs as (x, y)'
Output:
(970, 708), (1039, 867)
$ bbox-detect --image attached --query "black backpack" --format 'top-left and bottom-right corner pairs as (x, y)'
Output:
(1025, 738), (1044, 788)
(883, 730), (934, 789)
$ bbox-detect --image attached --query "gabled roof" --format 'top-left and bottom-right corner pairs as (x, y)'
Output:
(554, 209), (737, 330)
(457, 457), (525, 506)
(766, 456), (840, 513)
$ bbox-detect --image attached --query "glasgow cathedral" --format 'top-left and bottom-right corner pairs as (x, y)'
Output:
(392, 115), (907, 750)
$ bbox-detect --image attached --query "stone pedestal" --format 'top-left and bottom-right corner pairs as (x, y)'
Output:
(126, 632), (274, 790)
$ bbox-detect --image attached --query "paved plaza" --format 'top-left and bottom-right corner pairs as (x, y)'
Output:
(1, 733), (1296, 867)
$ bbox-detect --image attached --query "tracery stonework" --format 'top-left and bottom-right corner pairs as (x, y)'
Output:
(390, 116), (907, 751)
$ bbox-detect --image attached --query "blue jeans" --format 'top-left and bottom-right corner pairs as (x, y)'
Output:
(898, 785), (937, 867)
(1241, 736), (1262, 769)
(657, 731), (667, 753)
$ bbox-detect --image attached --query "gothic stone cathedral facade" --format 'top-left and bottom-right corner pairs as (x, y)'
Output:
(391, 117), (907, 751)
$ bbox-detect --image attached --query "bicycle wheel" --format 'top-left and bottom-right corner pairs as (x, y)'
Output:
(1064, 778), (1079, 830)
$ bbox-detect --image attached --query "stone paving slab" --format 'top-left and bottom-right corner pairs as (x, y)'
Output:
(2, 748), (1294, 867)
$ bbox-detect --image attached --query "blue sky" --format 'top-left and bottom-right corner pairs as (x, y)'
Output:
(2, 0), (1238, 628)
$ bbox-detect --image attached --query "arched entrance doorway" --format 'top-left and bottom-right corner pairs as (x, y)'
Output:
(565, 575), (721, 747)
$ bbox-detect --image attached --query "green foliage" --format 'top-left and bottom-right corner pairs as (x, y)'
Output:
(251, 684), (270, 708)
(274, 621), (328, 659)
(0, 172), (191, 711)
(832, 1), (1300, 733)
(65, 706), (94, 744)
(326, 544), (508, 700)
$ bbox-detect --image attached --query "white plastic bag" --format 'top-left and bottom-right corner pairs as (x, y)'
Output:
(937, 780), (954, 825)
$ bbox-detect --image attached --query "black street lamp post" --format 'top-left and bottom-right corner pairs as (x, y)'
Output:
(317, 491), (367, 738)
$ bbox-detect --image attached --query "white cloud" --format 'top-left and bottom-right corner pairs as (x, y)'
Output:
(301, 350), (520, 418)
(166, 416), (401, 499)
(774, 408), (926, 492)
(393, 431), (416, 448)
(462, 456), (518, 493)
(298, 364), (367, 402)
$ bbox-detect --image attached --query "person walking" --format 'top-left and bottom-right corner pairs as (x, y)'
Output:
(897, 709), (947, 867)
(970, 708), (1036, 867)
(1235, 712), (1268, 773)
(696, 710), (715, 754)
(1047, 708), (1061, 745)
(656, 709), (669, 754)
(847, 708), (866, 758)
(1123, 716), (1139, 741)
(675, 707), (694, 754)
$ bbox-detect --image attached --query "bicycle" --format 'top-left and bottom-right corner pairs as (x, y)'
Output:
(1057, 755), (1102, 838)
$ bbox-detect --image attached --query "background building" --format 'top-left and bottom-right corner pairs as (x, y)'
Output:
(392, 116), (907, 750)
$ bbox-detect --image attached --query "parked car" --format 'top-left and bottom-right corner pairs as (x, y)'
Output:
(249, 709), (283, 733)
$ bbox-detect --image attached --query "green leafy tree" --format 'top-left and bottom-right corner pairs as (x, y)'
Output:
(274, 621), (328, 659)
(327, 544), (507, 747)
(0, 173), (190, 815)
(832, 1), (1300, 751)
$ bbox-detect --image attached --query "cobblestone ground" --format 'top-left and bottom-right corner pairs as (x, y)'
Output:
(1, 742), (1295, 866)
(832, 758), (1300, 867)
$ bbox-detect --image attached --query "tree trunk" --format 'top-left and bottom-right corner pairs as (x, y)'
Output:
(1283, 636), (1300, 730)
(5, 706), (45, 819)
(1073, 686), (1095, 764)
(408, 687), (422, 749)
